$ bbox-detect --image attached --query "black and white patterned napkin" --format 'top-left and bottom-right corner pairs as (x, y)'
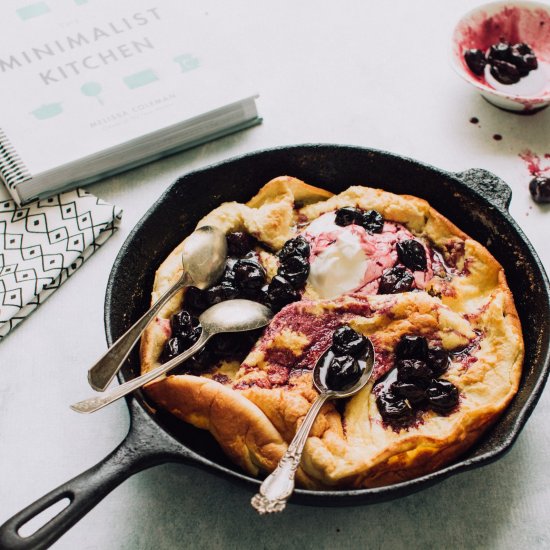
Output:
(0, 188), (122, 340)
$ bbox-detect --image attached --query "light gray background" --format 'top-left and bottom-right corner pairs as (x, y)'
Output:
(1, 1), (550, 548)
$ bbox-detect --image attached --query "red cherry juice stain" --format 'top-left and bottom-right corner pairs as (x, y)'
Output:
(519, 149), (550, 176)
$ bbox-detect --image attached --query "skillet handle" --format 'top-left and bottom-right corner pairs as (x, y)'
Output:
(0, 427), (169, 550)
(454, 168), (512, 211)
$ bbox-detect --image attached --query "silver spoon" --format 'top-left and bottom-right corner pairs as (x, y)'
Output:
(73, 299), (273, 413)
(87, 226), (227, 392)
(251, 338), (375, 514)
(71, 299), (273, 414)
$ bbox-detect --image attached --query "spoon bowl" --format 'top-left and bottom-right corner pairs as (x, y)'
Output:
(313, 338), (375, 398)
(87, 226), (227, 392)
(200, 299), (274, 334)
(182, 225), (228, 289)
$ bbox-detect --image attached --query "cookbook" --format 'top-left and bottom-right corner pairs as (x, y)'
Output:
(0, 0), (261, 205)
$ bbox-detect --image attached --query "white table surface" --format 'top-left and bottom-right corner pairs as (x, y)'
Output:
(1, 1), (550, 548)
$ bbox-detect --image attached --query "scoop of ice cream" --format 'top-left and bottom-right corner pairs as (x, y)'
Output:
(303, 212), (433, 298)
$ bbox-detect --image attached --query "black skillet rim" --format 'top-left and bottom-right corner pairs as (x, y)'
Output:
(104, 143), (550, 503)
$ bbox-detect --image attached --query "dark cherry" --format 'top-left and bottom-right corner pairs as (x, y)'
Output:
(523, 53), (538, 72)
(514, 42), (534, 56)
(334, 206), (363, 227)
(278, 254), (310, 287)
(184, 346), (215, 374)
(361, 209), (384, 233)
(376, 391), (413, 423)
(170, 310), (193, 339)
(509, 50), (530, 76)
(426, 379), (459, 413)
(396, 239), (427, 271)
(233, 259), (266, 291)
(490, 59), (520, 85)
(427, 346), (450, 376)
(189, 323), (202, 344)
(184, 286), (208, 313)
(266, 275), (300, 310)
(209, 332), (249, 359)
(529, 176), (550, 204)
(378, 266), (414, 294)
(278, 236), (310, 261)
(205, 282), (239, 306)
(487, 41), (512, 63)
(226, 232), (254, 257)
(326, 354), (361, 391)
(391, 380), (426, 405)
(396, 359), (433, 389)
(395, 335), (428, 361)
(464, 48), (487, 76)
(221, 259), (237, 283)
(331, 325), (368, 358)
(162, 337), (185, 363)
(238, 283), (270, 305)
(509, 43), (537, 74)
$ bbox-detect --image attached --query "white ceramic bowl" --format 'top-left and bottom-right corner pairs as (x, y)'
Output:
(451, 1), (550, 113)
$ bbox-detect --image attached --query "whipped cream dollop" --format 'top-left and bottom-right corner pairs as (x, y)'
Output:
(303, 212), (433, 299)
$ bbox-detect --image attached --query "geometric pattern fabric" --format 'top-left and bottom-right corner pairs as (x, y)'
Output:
(0, 188), (123, 339)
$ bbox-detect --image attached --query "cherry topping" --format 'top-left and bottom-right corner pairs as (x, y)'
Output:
(226, 232), (254, 257)
(266, 275), (300, 310)
(162, 337), (186, 363)
(278, 236), (310, 261)
(335, 206), (363, 227)
(209, 332), (247, 359)
(487, 41), (512, 63)
(464, 40), (538, 84)
(205, 282), (239, 306)
(391, 380), (426, 405)
(233, 259), (266, 292)
(170, 310), (193, 339)
(331, 325), (368, 357)
(278, 254), (310, 287)
(378, 266), (414, 294)
(396, 359), (433, 389)
(427, 346), (450, 376)
(396, 239), (427, 271)
(184, 286), (208, 313)
(326, 354), (361, 391)
(529, 176), (550, 204)
(184, 346), (214, 374)
(490, 59), (520, 85)
(426, 379), (459, 413)
(220, 260), (237, 283)
(361, 209), (384, 233)
(376, 391), (413, 423)
(395, 335), (428, 361)
(464, 49), (486, 76)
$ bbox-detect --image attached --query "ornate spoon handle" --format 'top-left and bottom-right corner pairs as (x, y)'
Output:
(251, 392), (330, 514)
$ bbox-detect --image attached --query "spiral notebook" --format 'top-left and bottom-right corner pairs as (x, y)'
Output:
(0, 0), (261, 205)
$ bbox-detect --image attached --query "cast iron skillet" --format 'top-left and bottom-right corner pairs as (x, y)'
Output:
(1, 145), (549, 549)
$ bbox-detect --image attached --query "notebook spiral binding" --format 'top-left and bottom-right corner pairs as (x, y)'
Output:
(0, 127), (31, 200)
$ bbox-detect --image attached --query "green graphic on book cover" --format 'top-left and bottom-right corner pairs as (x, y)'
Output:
(31, 103), (63, 120)
(174, 54), (200, 73)
(123, 69), (158, 89)
(81, 82), (104, 105)
(16, 2), (51, 20)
